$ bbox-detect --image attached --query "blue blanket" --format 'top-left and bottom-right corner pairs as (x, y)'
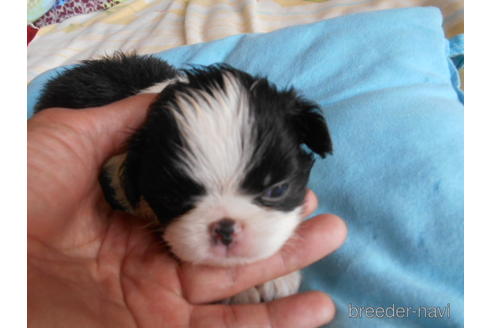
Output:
(28, 7), (464, 327)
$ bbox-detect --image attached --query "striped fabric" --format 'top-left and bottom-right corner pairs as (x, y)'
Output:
(27, 0), (463, 82)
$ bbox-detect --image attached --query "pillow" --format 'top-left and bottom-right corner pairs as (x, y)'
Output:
(27, 7), (464, 327)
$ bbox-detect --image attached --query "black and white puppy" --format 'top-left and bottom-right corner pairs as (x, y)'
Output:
(35, 54), (332, 304)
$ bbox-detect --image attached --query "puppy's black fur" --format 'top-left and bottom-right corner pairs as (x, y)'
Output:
(35, 54), (332, 226)
(34, 53), (177, 111)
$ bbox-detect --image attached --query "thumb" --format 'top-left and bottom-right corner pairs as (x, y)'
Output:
(77, 93), (157, 168)
(27, 94), (157, 247)
(30, 93), (157, 171)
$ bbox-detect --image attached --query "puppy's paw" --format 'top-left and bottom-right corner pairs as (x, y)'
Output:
(223, 271), (301, 304)
(223, 285), (262, 304)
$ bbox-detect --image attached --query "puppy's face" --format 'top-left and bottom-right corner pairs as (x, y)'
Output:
(123, 66), (332, 266)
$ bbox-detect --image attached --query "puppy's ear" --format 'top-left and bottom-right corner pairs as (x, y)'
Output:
(289, 97), (333, 157)
(120, 97), (183, 208)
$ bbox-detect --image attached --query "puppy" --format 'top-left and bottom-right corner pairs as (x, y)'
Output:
(35, 54), (332, 304)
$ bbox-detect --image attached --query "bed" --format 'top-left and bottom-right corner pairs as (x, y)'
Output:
(27, 0), (463, 82)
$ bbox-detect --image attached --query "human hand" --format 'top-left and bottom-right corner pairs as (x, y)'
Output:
(28, 94), (347, 328)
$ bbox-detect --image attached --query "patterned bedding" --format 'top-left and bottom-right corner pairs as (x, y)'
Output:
(27, 0), (463, 83)
(31, 0), (125, 27)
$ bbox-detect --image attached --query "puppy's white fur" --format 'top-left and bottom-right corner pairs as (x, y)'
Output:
(223, 271), (301, 304)
(139, 75), (187, 94)
(172, 73), (254, 193)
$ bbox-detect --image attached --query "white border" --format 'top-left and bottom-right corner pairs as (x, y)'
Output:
(7, 1), (488, 327)
(464, 1), (492, 327)
(1, 1), (27, 327)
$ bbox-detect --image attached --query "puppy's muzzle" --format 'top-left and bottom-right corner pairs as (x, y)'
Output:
(210, 218), (236, 246)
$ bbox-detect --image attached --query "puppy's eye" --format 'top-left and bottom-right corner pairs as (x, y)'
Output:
(262, 182), (290, 201)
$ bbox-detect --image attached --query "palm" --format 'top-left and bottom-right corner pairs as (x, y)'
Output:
(27, 105), (187, 326)
(28, 96), (346, 328)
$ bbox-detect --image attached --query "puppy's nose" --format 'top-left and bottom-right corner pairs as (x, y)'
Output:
(210, 218), (236, 246)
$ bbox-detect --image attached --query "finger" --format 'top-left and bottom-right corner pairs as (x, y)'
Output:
(303, 189), (317, 217)
(81, 94), (158, 166)
(190, 291), (335, 328)
(30, 94), (157, 170)
(180, 214), (347, 304)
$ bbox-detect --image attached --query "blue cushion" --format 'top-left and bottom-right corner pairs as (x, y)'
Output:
(28, 7), (464, 327)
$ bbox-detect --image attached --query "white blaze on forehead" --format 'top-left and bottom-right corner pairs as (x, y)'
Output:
(172, 73), (254, 193)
